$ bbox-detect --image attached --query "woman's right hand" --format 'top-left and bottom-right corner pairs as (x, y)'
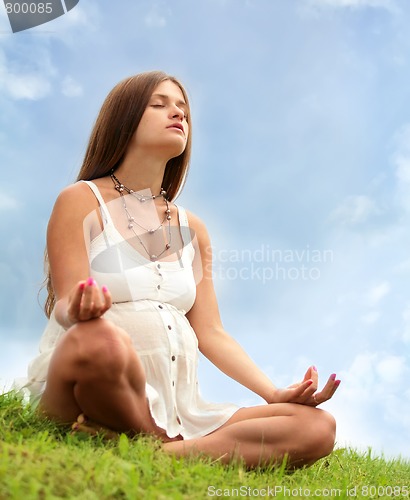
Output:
(65, 278), (112, 326)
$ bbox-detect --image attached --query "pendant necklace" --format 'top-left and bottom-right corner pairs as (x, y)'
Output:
(110, 171), (172, 261)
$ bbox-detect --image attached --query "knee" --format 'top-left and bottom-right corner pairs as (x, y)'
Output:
(311, 409), (336, 459)
(64, 319), (133, 380)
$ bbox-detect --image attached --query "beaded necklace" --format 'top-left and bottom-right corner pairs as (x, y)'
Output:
(110, 171), (172, 261)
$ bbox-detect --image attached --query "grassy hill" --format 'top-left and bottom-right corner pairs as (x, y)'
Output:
(1, 392), (409, 499)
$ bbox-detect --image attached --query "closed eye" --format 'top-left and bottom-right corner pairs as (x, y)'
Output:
(150, 103), (188, 121)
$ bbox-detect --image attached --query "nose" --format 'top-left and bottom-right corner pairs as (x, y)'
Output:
(170, 104), (185, 121)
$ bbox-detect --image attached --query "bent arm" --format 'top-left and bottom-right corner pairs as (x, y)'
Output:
(186, 212), (341, 407)
(186, 212), (277, 402)
(198, 323), (278, 403)
(47, 183), (110, 328)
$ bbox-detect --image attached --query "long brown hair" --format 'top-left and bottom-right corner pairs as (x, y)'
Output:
(43, 71), (192, 317)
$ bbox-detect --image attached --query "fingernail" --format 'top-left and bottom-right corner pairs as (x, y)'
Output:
(307, 379), (313, 386)
(102, 285), (108, 293)
(87, 277), (94, 286)
(79, 283), (85, 290)
(312, 365), (317, 372)
(335, 380), (341, 386)
(330, 373), (336, 380)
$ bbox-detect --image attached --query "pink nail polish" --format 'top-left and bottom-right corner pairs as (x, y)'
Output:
(79, 283), (85, 290)
(312, 366), (317, 372)
(330, 373), (337, 381)
(87, 277), (94, 286)
(102, 285), (108, 293)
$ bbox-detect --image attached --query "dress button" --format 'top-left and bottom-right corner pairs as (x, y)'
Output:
(167, 325), (172, 330)
(158, 304), (163, 309)
(157, 285), (161, 290)
(171, 355), (176, 361)
(172, 381), (175, 386)
(157, 263), (161, 269)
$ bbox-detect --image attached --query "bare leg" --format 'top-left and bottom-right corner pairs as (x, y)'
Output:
(39, 318), (336, 464)
(163, 403), (336, 468)
(39, 318), (170, 439)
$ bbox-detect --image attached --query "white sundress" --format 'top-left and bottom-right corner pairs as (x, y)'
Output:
(25, 180), (239, 439)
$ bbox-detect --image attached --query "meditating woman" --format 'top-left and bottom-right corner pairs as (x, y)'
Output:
(26, 70), (340, 468)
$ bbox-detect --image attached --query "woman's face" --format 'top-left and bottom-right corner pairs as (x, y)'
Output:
(132, 80), (189, 159)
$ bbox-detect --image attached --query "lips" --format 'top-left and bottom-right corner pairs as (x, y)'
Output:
(167, 123), (184, 134)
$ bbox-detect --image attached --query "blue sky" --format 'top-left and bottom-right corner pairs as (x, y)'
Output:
(1, 0), (410, 459)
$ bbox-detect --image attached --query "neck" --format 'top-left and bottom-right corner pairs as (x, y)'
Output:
(113, 150), (168, 195)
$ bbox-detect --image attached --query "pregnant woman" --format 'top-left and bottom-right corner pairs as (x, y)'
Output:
(26, 70), (340, 468)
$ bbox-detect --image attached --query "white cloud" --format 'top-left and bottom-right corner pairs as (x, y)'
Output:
(393, 257), (410, 274)
(144, 7), (167, 28)
(330, 351), (410, 457)
(329, 195), (380, 225)
(61, 75), (83, 97)
(0, 72), (51, 100)
(0, 48), (53, 100)
(394, 158), (410, 212)
(395, 156), (410, 184)
(376, 354), (406, 385)
(0, 337), (39, 393)
(360, 310), (380, 325)
(63, 4), (91, 28)
(0, 11), (11, 33)
(384, 390), (410, 430)
(365, 282), (390, 307)
(393, 124), (410, 158)
(24, 3), (101, 47)
(0, 3), (99, 102)
(0, 192), (19, 211)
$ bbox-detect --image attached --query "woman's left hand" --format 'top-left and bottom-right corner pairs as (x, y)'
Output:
(268, 366), (341, 407)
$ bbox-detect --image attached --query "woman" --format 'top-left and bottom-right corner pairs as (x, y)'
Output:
(27, 70), (340, 468)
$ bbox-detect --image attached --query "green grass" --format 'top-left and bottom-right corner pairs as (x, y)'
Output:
(0, 392), (409, 499)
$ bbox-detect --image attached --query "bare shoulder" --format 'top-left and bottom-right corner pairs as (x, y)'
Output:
(51, 181), (98, 219)
(185, 209), (210, 242)
(184, 210), (215, 260)
(47, 182), (101, 237)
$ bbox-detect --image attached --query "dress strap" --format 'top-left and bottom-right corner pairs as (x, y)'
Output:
(81, 180), (115, 228)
